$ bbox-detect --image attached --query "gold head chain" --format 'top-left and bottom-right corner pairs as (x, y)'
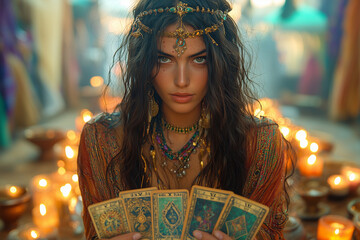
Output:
(131, 2), (230, 57)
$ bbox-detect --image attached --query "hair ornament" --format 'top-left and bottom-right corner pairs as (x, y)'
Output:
(131, 2), (230, 56)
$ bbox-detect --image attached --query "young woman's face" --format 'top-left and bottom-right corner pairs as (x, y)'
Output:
(153, 23), (208, 117)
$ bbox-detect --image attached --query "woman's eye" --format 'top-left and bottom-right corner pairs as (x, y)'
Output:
(193, 56), (207, 64)
(158, 56), (171, 63)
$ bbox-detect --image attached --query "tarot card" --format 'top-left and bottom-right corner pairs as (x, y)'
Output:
(119, 187), (157, 239)
(151, 189), (189, 240)
(213, 195), (269, 240)
(181, 186), (232, 240)
(88, 198), (131, 239)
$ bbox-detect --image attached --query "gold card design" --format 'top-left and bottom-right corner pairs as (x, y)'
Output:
(151, 189), (189, 240)
(214, 195), (269, 240)
(119, 187), (157, 239)
(88, 198), (131, 239)
(181, 186), (232, 240)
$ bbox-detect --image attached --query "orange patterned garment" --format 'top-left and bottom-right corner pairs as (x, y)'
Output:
(77, 113), (288, 240)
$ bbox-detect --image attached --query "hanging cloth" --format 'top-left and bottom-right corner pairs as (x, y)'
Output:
(330, 0), (360, 120)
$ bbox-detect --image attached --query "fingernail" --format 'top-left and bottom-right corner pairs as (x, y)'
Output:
(133, 233), (142, 240)
(214, 231), (223, 240)
(193, 230), (203, 239)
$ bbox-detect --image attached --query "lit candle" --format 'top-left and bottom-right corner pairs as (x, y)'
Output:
(31, 175), (55, 207)
(63, 145), (78, 172)
(327, 175), (350, 197)
(317, 215), (354, 240)
(32, 203), (59, 234)
(341, 166), (360, 193)
(298, 154), (324, 177)
(8, 185), (21, 198)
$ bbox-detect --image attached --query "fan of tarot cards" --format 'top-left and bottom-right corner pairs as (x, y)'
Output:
(88, 185), (269, 240)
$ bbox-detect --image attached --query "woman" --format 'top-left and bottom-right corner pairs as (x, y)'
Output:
(78, 0), (292, 239)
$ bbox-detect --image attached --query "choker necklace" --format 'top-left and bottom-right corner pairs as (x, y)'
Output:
(162, 118), (199, 134)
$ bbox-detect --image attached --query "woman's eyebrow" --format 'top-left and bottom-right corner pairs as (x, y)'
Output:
(157, 49), (207, 58)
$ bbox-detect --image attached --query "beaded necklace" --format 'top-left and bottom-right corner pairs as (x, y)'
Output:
(154, 119), (201, 178)
(162, 118), (199, 134)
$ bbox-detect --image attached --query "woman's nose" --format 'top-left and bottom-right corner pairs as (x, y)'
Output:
(174, 63), (189, 88)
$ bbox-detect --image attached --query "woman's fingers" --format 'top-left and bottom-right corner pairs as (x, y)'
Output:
(193, 230), (232, 240)
(108, 232), (142, 240)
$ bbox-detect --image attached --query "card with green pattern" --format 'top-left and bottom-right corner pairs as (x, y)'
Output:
(88, 198), (131, 239)
(213, 195), (269, 240)
(151, 189), (189, 240)
(181, 186), (232, 240)
(119, 187), (157, 239)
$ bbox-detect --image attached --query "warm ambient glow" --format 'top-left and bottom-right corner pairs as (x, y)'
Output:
(72, 174), (78, 183)
(295, 130), (307, 141)
(310, 142), (319, 153)
(90, 76), (104, 87)
(280, 126), (290, 138)
(81, 109), (93, 122)
(39, 204), (46, 216)
(60, 184), (72, 198)
(66, 130), (76, 141)
(254, 108), (265, 117)
(300, 139), (309, 149)
(307, 155), (316, 165)
(57, 160), (65, 168)
(30, 230), (39, 239)
(58, 167), (66, 175)
(38, 179), (47, 188)
(65, 146), (75, 159)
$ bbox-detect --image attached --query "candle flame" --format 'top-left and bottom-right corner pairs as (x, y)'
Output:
(295, 130), (307, 141)
(72, 174), (79, 183)
(65, 146), (75, 159)
(300, 139), (308, 149)
(81, 110), (93, 123)
(9, 186), (17, 194)
(310, 142), (319, 153)
(307, 155), (316, 165)
(66, 130), (76, 141)
(40, 204), (46, 216)
(335, 229), (339, 235)
(349, 173), (356, 181)
(58, 167), (66, 175)
(60, 183), (72, 198)
(39, 179), (47, 187)
(334, 176), (341, 185)
(280, 127), (290, 138)
(30, 230), (39, 239)
(90, 76), (104, 87)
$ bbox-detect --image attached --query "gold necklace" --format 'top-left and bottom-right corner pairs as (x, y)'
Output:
(162, 118), (199, 134)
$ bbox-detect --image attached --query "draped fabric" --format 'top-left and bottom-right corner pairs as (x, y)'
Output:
(78, 114), (288, 240)
(329, 0), (360, 120)
(30, 0), (65, 117)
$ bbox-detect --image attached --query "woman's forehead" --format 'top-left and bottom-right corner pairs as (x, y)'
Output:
(157, 23), (206, 57)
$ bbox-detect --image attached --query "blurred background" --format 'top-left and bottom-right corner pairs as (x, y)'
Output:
(0, 0), (360, 239)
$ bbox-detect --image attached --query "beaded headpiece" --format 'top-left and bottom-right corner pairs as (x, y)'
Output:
(131, 2), (229, 57)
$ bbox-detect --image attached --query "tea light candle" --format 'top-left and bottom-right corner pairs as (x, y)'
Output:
(75, 109), (93, 131)
(317, 215), (354, 240)
(327, 175), (350, 197)
(32, 203), (59, 234)
(298, 154), (324, 177)
(341, 166), (360, 193)
(31, 175), (55, 207)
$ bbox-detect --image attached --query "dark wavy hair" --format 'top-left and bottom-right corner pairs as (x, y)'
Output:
(105, 0), (293, 204)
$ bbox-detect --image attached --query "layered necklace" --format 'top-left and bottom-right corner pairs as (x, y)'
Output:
(154, 118), (201, 178)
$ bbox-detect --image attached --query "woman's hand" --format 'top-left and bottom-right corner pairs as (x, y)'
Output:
(104, 232), (142, 240)
(193, 230), (232, 240)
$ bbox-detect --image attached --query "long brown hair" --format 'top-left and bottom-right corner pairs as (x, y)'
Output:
(106, 0), (269, 196)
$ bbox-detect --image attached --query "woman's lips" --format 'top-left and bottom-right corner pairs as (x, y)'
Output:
(170, 93), (193, 103)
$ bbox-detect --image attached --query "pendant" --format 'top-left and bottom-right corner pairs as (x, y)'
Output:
(174, 37), (187, 57)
